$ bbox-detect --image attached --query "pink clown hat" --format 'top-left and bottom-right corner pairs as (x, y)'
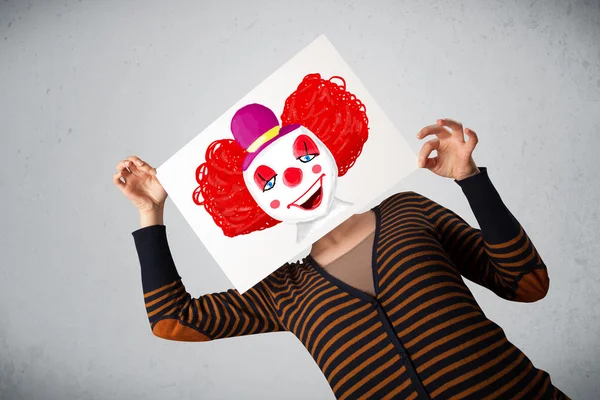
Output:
(231, 103), (300, 171)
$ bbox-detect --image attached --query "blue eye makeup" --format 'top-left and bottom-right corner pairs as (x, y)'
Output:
(298, 154), (316, 163)
(263, 175), (276, 192)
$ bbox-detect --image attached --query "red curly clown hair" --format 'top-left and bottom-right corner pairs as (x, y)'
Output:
(193, 73), (369, 237)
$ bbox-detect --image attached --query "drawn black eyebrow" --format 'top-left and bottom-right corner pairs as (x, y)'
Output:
(257, 172), (267, 182)
(303, 141), (308, 154)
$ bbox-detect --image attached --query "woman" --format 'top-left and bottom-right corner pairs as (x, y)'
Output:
(113, 118), (570, 400)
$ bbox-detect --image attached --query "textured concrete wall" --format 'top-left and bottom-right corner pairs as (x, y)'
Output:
(1, 0), (598, 399)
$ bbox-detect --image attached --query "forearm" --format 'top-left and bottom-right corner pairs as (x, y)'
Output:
(421, 168), (549, 301)
(454, 168), (548, 301)
(133, 222), (181, 295)
(454, 167), (521, 244)
(453, 167), (543, 269)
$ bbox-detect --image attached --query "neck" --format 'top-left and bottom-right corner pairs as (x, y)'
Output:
(310, 210), (366, 253)
(295, 197), (351, 243)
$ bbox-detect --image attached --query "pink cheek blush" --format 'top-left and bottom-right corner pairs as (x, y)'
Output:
(312, 164), (322, 174)
(270, 200), (281, 209)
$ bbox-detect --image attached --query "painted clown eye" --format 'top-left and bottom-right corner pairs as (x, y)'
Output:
(264, 176), (276, 191)
(254, 165), (277, 192)
(298, 154), (316, 163)
(293, 134), (320, 163)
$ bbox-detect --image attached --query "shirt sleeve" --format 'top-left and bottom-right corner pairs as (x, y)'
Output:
(132, 225), (286, 341)
(417, 167), (550, 302)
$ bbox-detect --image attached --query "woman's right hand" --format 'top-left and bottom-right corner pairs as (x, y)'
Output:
(113, 156), (167, 215)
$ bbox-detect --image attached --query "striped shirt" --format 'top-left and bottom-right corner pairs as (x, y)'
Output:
(133, 167), (570, 399)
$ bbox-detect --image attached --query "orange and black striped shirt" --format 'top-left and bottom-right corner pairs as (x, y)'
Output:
(133, 167), (570, 399)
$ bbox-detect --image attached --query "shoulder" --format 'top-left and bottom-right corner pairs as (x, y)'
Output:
(261, 258), (310, 290)
(375, 191), (443, 220)
(378, 190), (429, 211)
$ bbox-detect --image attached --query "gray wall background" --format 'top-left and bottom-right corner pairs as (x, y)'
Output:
(1, 0), (599, 399)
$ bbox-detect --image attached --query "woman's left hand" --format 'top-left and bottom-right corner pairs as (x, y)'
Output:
(416, 118), (481, 181)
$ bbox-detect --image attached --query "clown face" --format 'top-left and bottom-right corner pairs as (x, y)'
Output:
(243, 126), (338, 223)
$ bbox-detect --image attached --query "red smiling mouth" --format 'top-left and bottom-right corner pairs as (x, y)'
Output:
(288, 174), (325, 211)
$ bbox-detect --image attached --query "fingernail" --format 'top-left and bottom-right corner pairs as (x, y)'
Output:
(137, 161), (143, 166)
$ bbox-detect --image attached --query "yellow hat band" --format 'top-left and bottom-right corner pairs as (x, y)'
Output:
(246, 126), (280, 153)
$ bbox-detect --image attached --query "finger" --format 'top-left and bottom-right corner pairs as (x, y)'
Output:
(464, 127), (479, 150)
(127, 162), (146, 177)
(113, 171), (126, 188)
(126, 156), (155, 176)
(126, 155), (146, 168)
(115, 161), (132, 181)
(423, 156), (438, 170)
(418, 138), (440, 167)
(136, 161), (157, 176)
(438, 118), (465, 143)
(417, 124), (451, 140)
(116, 159), (133, 172)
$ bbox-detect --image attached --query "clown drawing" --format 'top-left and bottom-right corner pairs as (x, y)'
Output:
(193, 73), (369, 243)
